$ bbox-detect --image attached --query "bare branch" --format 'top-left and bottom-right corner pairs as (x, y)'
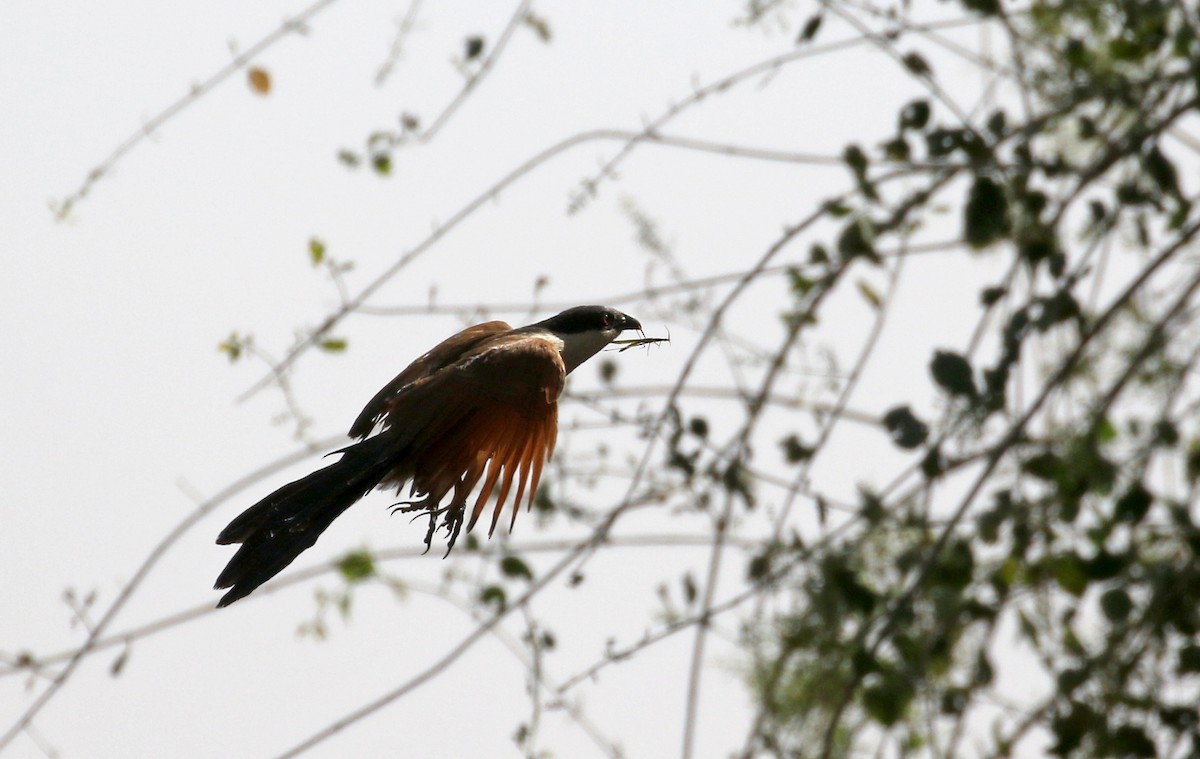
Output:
(0, 435), (347, 750)
(374, 0), (423, 87)
(51, 0), (343, 218)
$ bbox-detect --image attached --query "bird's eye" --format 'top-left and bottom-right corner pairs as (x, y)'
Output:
(602, 312), (613, 328)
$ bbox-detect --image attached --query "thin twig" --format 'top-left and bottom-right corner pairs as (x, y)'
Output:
(817, 215), (1200, 757)
(415, 0), (532, 145)
(355, 237), (959, 318)
(52, 0), (343, 218)
(567, 15), (988, 214)
(271, 536), (594, 758)
(680, 492), (733, 759)
(374, 0), (423, 87)
(0, 532), (747, 680)
(0, 435), (347, 751)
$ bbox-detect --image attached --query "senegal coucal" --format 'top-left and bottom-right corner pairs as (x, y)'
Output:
(214, 305), (642, 606)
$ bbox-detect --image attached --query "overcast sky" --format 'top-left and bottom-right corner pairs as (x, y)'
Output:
(0, 2), (1017, 757)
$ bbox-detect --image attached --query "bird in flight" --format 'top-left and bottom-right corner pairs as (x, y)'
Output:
(214, 305), (643, 607)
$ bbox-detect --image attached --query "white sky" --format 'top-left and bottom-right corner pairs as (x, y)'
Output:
(0, 1), (1024, 757)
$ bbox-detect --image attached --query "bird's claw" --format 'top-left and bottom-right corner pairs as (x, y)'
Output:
(388, 494), (465, 555)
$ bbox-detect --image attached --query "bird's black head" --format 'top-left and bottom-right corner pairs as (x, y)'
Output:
(530, 306), (642, 374)
(536, 305), (642, 335)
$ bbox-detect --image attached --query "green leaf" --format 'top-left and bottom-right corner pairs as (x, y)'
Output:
(109, 648), (129, 677)
(1063, 38), (1088, 69)
(1142, 144), (1181, 199)
(931, 539), (974, 592)
(1016, 609), (1039, 644)
(480, 584), (506, 611)
(843, 145), (878, 201)
(371, 153), (392, 176)
(964, 176), (1009, 249)
(974, 651), (994, 685)
(980, 286), (1007, 306)
(780, 434), (814, 463)
(797, 13), (822, 43)
(1179, 645), (1200, 673)
(1057, 667), (1088, 695)
(856, 279), (882, 309)
(898, 100), (931, 131)
(747, 552), (771, 582)
(1114, 483), (1152, 524)
(920, 445), (944, 479)
(722, 459), (755, 507)
(882, 405), (928, 449)
(788, 267), (815, 295)
(837, 217), (877, 262)
(940, 688), (966, 715)
(978, 499), (1008, 545)
(823, 199), (852, 217)
(1032, 291), (1081, 332)
(218, 333), (244, 362)
(522, 11), (552, 42)
(533, 486), (556, 514)
(1151, 419), (1179, 447)
(851, 647), (878, 677)
(1022, 451), (1061, 481)
(1187, 438), (1200, 484)
(599, 358), (617, 384)
(682, 573), (697, 604)
(1018, 224), (1058, 268)
(926, 128), (973, 158)
(1099, 587), (1132, 622)
(1053, 553), (1089, 597)
(826, 557), (876, 613)
(1085, 550), (1124, 580)
(1061, 437), (1116, 499)
(961, 0), (1000, 15)
(901, 52), (932, 77)
(930, 350), (977, 398)
(337, 549), (375, 582)
(862, 671), (913, 726)
(308, 237), (326, 266)
(667, 449), (696, 478)
(843, 144), (868, 175)
(1110, 725), (1155, 757)
(858, 490), (885, 525)
(464, 36), (486, 60)
(319, 338), (348, 353)
(500, 555), (534, 581)
(881, 136), (910, 162)
(1050, 702), (1098, 755)
(986, 109), (1006, 136)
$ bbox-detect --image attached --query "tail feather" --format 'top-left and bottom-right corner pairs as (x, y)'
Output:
(214, 436), (395, 607)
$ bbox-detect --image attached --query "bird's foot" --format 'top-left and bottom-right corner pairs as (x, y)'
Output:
(389, 494), (441, 553)
(388, 494), (465, 555)
(439, 505), (465, 557)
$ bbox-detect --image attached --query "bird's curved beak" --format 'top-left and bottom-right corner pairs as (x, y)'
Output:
(617, 312), (642, 332)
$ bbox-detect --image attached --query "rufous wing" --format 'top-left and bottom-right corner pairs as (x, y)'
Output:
(377, 332), (566, 540)
(348, 320), (513, 440)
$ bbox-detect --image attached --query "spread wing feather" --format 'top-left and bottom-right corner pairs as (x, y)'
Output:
(214, 326), (564, 605)
(377, 333), (564, 542)
(348, 320), (512, 439)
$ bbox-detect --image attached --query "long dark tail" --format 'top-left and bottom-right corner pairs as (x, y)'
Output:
(214, 436), (395, 607)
